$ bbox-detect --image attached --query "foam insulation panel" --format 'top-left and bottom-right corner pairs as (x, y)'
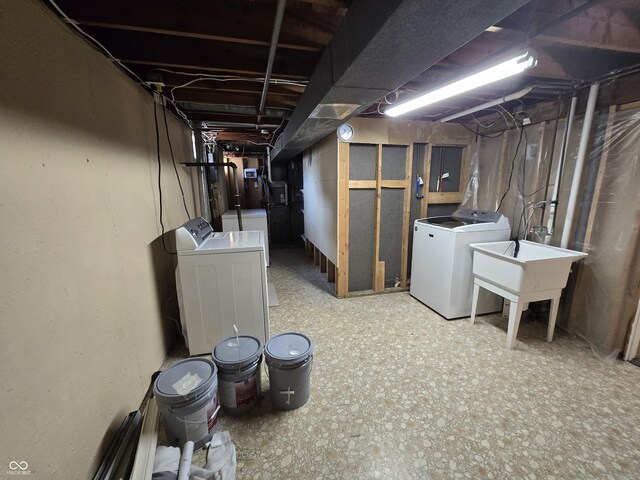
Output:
(348, 189), (375, 291)
(381, 145), (407, 180)
(379, 188), (405, 287)
(349, 144), (376, 180)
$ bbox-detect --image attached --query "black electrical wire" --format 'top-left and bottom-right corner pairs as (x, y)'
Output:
(459, 122), (508, 138)
(516, 127), (529, 239)
(495, 124), (525, 213)
(162, 104), (191, 220)
(153, 99), (177, 256)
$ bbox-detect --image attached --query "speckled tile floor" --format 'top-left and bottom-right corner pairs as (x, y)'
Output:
(163, 244), (640, 479)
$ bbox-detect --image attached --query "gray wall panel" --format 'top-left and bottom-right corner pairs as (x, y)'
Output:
(349, 144), (376, 180)
(381, 145), (407, 180)
(348, 189), (375, 291)
(379, 188), (405, 287)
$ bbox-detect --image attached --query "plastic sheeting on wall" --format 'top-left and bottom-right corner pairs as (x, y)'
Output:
(465, 106), (640, 356)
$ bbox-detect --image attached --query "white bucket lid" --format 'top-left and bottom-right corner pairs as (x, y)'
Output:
(212, 335), (263, 371)
(265, 332), (313, 367)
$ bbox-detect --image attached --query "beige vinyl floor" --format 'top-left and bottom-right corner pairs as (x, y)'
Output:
(165, 244), (640, 479)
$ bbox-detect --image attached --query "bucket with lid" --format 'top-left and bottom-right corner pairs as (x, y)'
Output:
(212, 335), (263, 414)
(153, 358), (219, 450)
(264, 332), (314, 410)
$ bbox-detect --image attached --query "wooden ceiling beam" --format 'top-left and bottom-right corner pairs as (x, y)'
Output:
(532, 15), (640, 54)
(173, 86), (303, 99)
(76, 21), (322, 53)
(184, 112), (285, 125)
(124, 60), (308, 80)
(69, 21), (319, 81)
(132, 70), (305, 96)
(54, 0), (342, 52)
(81, 27), (317, 79)
(487, 4), (640, 54)
(172, 90), (297, 109)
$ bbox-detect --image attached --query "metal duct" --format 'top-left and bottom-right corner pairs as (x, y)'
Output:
(272, 0), (532, 160)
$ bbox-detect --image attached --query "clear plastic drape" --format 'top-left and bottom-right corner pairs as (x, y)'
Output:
(463, 106), (640, 357)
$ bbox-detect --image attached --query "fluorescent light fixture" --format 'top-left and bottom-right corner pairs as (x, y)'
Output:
(385, 52), (537, 117)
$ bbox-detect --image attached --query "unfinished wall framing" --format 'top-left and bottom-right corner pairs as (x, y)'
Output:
(336, 135), (473, 296)
(302, 117), (475, 297)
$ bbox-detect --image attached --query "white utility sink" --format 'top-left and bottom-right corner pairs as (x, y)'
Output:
(469, 240), (587, 349)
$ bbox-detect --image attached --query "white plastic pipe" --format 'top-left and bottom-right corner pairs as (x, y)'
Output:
(545, 94), (577, 244)
(177, 441), (194, 480)
(560, 82), (599, 249)
(439, 86), (534, 123)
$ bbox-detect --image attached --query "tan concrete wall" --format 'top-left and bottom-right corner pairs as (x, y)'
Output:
(302, 134), (338, 265)
(0, 1), (197, 478)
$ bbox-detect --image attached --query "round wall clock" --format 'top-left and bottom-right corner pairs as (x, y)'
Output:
(337, 123), (354, 142)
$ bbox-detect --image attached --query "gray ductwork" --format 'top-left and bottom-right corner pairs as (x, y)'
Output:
(272, 0), (532, 160)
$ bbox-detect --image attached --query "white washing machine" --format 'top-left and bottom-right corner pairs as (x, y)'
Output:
(221, 209), (269, 266)
(410, 209), (510, 319)
(175, 217), (269, 355)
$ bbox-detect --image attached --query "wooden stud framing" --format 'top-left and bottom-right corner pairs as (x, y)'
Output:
(327, 260), (336, 283)
(350, 179), (407, 189)
(336, 141), (350, 298)
(349, 180), (377, 189)
(427, 192), (464, 204)
(372, 144), (384, 292)
(375, 261), (385, 291)
(320, 253), (327, 273)
(400, 144), (413, 288)
(313, 245), (320, 266)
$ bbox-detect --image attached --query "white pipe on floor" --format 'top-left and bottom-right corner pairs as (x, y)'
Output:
(560, 83), (599, 249)
(545, 94), (577, 244)
(177, 441), (194, 480)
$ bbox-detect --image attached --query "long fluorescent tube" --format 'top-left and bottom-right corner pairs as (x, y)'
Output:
(385, 52), (537, 117)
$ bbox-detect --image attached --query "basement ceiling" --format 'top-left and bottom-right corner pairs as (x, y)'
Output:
(44, 0), (640, 158)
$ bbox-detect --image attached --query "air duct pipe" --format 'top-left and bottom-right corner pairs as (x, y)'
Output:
(560, 82), (599, 249)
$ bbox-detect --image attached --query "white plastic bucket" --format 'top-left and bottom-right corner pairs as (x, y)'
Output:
(264, 332), (314, 410)
(212, 335), (263, 415)
(153, 358), (219, 449)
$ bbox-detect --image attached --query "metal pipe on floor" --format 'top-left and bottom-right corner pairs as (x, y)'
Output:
(560, 82), (599, 248)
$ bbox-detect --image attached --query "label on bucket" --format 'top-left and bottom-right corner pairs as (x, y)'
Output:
(219, 376), (258, 408)
(184, 395), (219, 442)
(172, 372), (203, 395)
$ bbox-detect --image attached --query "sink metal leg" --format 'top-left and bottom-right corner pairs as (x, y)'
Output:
(506, 301), (525, 349)
(547, 294), (561, 342)
(470, 283), (480, 324)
